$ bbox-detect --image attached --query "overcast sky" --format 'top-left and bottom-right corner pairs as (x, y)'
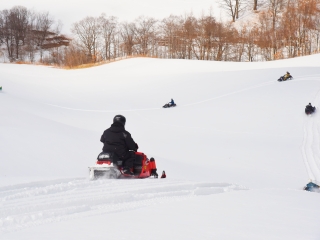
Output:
(2, 0), (221, 35)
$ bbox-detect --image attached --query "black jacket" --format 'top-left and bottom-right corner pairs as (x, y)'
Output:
(100, 122), (137, 159)
(306, 105), (314, 111)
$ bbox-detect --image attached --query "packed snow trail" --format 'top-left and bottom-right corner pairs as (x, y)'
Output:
(302, 86), (320, 185)
(44, 75), (320, 113)
(45, 80), (277, 112)
(0, 178), (246, 233)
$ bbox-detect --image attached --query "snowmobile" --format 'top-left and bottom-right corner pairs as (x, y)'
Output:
(277, 75), (293, 82)
(305, 106), (316, 115)
(163, 103), (177, 108)
(89, 151), (158, 180)
(304, 181), (320, 192)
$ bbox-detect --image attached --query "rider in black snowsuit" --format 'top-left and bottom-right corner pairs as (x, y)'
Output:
(305, 103), (315, 113)
(283, 71), (291, 80)
(100, 115), (138, 175)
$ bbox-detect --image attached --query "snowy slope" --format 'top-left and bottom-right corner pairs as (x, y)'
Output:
(1, 56), (320, 239)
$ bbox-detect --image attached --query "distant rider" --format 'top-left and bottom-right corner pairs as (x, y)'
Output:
(283, 71), (291, 80)
(306, 103), (315, 112)
(100, 115), (138, 176)
(169, 98), (175, 106)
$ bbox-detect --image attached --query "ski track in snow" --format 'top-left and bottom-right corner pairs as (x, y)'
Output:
(45, 75), (320, 113)
(4, 73), (320, 234)
(0, 178), (246, 233)
(302, 79), (320, 185)
(45, 80), (278, 112)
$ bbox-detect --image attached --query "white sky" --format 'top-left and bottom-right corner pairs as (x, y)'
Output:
(2, 0), (222, 34)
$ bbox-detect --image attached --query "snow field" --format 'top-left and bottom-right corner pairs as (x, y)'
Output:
(1, 56), (320, 239)
(0, 178), (245, 233)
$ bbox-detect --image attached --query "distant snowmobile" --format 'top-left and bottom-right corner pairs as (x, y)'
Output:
(305, 103), (316, 115)
(304, 181), (320, 192)
(163, 103), (177, 108)
(277, 73), (293, 82)
(89, 151), (159, 180)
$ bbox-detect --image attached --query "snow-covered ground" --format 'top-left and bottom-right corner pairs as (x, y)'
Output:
(1, 56), (320, 239)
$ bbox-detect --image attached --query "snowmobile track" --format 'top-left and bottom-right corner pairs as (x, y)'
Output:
(302, 86), (320, 185)
(0, 178), (246, 233)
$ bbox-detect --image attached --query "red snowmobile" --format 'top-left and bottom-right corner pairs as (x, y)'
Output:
(89, 151), (158, 180)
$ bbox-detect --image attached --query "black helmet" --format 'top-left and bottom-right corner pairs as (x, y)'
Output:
(113, 115), (126, 126)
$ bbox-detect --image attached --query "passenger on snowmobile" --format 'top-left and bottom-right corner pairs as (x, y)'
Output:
(163, 99), (177, 108)
(100, 115), (138, 176)
(283, 71), (292, 80)
(305, 103), (316, 114)
(278, 71), (293, 81)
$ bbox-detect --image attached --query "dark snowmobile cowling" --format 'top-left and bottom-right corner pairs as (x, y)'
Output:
(277, 75), (293, 82)
(163, 103), (177, 108)
(89, 151), (159, 179)
(305, 106), (316, 115)
(304, 182), (320, 192)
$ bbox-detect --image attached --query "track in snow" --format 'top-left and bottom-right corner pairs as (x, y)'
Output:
(302, 92), (320, 184)
(46, 80), (277, 112)
(0, 178), (246, 233)
(301, 75), (320, 185)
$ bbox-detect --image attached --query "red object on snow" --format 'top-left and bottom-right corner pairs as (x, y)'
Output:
(96, 152), (158, 179)
(96, 160), (112, 165)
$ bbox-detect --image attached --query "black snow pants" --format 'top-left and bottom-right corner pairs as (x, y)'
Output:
(119, 151), (136, 169)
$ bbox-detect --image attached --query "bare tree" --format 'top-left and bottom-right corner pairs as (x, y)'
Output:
(193, 14), (218, 60)
(71, 16), (101, 63)
(268, 0), (286, 30)
(252, 0), (270, 11)
(0, 6), (30, 61)
(98, 14), (118, 61)
(1, 10), (15, 61)
(253, 0), (258, 10)
(160, 15), (183, 59)
(256, 10), (278, 60)
(134, 16), (158, 56)
(30, 11), (54, 61)
(181, 15), (197, 59)
(9, 6), (30, 60)
(219, 0), (247, 22)
(120, 22), (136, 56)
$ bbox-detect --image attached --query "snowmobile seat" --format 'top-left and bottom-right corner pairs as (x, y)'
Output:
(97, 152), (122, 166)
